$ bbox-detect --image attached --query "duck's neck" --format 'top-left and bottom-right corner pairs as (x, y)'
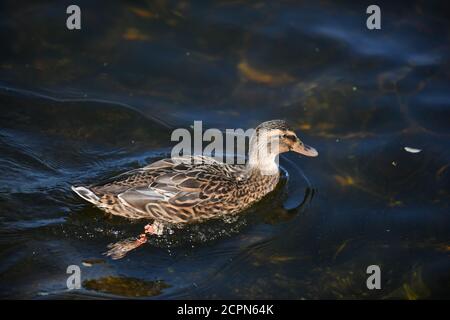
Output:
(246, 143), (280, 176)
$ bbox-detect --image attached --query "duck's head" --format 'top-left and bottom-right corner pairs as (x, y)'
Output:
(248, 120), (318, 174)
(252, 120), (318, 157)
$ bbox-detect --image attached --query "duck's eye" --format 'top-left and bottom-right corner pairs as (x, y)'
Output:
(284, 134), (297, 142)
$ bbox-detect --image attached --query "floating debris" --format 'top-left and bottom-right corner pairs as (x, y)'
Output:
(404, 147), (422, 153)
(82, 258), (105, 267)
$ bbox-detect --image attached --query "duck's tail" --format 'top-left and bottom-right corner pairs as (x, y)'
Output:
(71, 186), (100, 205)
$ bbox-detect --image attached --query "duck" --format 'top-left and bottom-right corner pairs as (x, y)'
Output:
(72, 120), (318, 259)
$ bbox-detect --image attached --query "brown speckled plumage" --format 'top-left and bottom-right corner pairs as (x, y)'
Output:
(88, 156), (279, 224)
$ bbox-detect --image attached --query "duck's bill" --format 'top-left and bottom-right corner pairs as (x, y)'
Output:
(293, 143), (318, 157)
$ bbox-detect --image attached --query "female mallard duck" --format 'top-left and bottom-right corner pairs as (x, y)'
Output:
(72, 120), (318, 259)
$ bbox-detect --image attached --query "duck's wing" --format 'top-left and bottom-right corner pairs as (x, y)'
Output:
(89, 158), (176, 195)
(116, 157), (240, 222)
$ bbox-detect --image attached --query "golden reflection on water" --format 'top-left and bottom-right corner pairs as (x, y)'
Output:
(123, 28), (152, 41)
(83, 276), (171, 297)
(385, 266), (430, 300)
(129, 7), (160, 19)
(238, 60), (295, 85)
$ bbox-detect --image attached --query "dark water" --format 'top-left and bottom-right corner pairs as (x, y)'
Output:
(0, 0), (449, 299)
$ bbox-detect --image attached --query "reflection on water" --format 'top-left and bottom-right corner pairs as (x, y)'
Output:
(83, 276), (171, 298)
(0, 0), (449, 299)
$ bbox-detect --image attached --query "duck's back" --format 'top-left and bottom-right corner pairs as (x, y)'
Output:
(73, 156), (279, 224)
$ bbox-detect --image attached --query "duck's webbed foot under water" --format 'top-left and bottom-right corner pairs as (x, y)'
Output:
(104, 222), (164, 260)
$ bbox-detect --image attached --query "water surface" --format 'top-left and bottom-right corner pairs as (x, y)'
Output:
(0, 0), (449, 299)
